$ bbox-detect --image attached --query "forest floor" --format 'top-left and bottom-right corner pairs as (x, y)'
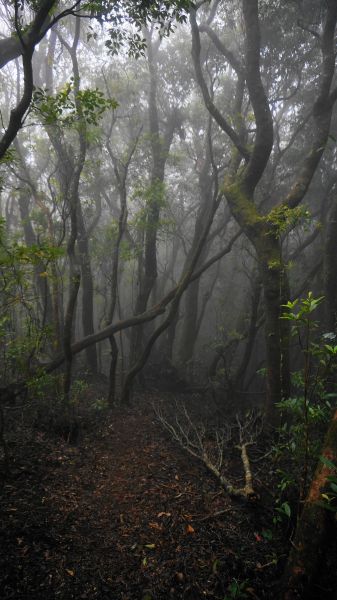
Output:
(0, 390), (296, 600)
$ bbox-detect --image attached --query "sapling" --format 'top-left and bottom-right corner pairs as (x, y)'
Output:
(278, 292), (337, 509)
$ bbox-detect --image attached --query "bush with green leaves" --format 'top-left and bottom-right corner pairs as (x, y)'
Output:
(318, 456), (337, 513)
(32, 82), (118, 127)
(273, 292), (337, 515)
(0, 217), (62, 387)
(223, 578), (249, 600)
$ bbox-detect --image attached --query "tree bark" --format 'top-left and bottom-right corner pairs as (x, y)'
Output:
(129, 31), (180, 366)
(179, 156), (213, 366)
(324, 190), (337, 332)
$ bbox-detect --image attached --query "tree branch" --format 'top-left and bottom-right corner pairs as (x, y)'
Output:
(283, 1), (337, 209)
(198, 23), (242, 75)
(241, 0), (273, 194)
(190, 9), (250, 162)
(0, 48), (34, 160)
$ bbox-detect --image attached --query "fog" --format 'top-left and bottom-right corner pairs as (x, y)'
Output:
(1, 2), (337, 598)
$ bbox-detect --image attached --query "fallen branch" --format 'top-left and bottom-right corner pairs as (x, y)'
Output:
(0, 230), (241, 406)
(155, 402), (260, 501)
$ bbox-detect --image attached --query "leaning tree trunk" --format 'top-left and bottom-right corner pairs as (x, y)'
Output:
(282, 408), (337, 599)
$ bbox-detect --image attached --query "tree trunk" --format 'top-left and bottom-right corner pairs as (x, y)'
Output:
(178, 128), (213, 367)
(282, 408), (337, 599)
(233, 275), (262, 391)
(129, 32), (179, 368)
(256, 234), (283, 411)
(324, 191), (337, 332)
(77, 204), (98, 374)
(18, 189), (53, 327)
(179, 278), (201, 366)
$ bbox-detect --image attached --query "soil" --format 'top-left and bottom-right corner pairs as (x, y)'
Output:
(0, 392), (296, 600)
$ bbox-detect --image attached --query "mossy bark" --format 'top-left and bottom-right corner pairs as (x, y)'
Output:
(225, 180), (285, 413)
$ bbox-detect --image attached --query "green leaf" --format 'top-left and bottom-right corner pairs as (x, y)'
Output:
(316, 501), (337, 512)
(320, 456), (337, 471)
(282, 502), (291, 517)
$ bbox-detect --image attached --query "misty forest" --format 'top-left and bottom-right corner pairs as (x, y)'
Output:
(1, 1), (337, 599)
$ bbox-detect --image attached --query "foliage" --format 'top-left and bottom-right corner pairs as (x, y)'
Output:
(223, 578), (249, 600)
(265, 204), (311, 238)
(273, 499), (291, 525)
(129, 179), (175, 239)
(0, 218), (62, 385)
(273, 293), (337, 517)
(32, 82), (118, 127)
(83, 0), (193, 56)
(318, 456), (337, 512)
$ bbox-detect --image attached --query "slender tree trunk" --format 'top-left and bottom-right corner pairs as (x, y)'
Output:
(256, 234), (283, 411)
(18, 189), (54, 327)
(280, 267), (291, 399)
(233, 275), (262, 391)
(324, 191), (337, 332)
(129, 31), (179, 368)
(179, 279), (201, 366)
(77, 204), (98, 373)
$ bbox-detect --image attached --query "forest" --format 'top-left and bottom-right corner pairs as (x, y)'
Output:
(1, 1), (337, 598)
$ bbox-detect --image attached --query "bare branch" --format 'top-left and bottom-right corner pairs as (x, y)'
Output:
(190, 9), (250, 162)
(155, 402), (258, 500)
(198, 23), (242, 75)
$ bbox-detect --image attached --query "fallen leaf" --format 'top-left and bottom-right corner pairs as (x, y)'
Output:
(157, 511), (171, 518)
(149, 522), (162, 531)
(66, 569), (75, 576)
(185, 524), (195, 534)
(144, 543), (156, 549)
(212, 559), (219, 574)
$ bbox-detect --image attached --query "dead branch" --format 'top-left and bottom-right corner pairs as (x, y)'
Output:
(235, 412), (263, 497)
(154, 402), (260, 501)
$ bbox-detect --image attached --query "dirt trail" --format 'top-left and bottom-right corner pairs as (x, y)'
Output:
(0, 401), (281, 599)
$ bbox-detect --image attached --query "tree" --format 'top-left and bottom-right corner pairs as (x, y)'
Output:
(0, 0), (192, 160)
(191, 0), (337, 413)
